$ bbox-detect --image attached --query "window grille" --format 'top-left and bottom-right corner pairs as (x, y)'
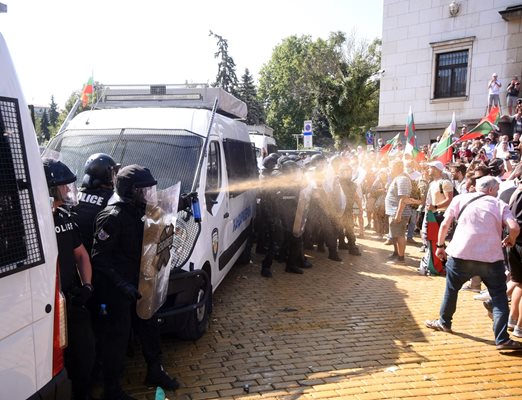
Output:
(0, 97), (44, 278)
(434, 50), (468, 98)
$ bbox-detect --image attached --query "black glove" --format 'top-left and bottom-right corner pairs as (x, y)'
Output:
(116, 281), (142, 301)
(69, 284), (93, 306)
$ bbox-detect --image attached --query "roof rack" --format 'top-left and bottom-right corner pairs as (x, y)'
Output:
(93, 83), (247, 119)
(247, 124), (274, 137)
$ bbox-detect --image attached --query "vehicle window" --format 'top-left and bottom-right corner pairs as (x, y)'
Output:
(48, 129), (203, 193)
(205, 141), (221, 212)
(0, 97), (44, 278)
(222, 139), (257, 196)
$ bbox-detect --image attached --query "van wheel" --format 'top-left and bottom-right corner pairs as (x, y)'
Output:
(176, 284), (212, 341)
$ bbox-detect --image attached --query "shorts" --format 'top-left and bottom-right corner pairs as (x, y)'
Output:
(388, 218), (409, 239)
(507, 95), (519, 107)
(508, 244), (522, 283)
(488, 94), (500, 106)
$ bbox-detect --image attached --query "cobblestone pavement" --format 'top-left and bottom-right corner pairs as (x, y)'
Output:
(122, 230), (522, 399)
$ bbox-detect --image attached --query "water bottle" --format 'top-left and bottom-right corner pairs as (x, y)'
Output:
(99, 303), (108, 317)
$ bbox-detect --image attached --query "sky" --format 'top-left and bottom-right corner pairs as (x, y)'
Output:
(1, 0), (383, 108)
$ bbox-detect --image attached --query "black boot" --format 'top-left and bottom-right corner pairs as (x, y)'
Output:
(328, 252), (342, 262)
(349, 246), (361, 256)
(103, 386), (138, 400)
(145, 364), (180, 391)
(285, 265), (304, 274)
(261, 267), (272, 277)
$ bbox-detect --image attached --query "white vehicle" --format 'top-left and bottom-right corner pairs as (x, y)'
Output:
(46, 84), (257, 340)
(0, 33), (71, 399)
(248, 124), (278, 169)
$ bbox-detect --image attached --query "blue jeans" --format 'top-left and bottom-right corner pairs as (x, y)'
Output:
(407, 212), (417, 240)
(440, 257), (509, 345)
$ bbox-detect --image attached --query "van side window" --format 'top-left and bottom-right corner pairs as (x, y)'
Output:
(223, 139), (257, 197)
(205, 141), (221, 211)
(0, 97), (44, 278)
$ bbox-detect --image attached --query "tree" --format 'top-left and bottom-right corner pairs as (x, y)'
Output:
(40, 110), (50, 142)
(209, 30), (238, 95)
(49, 96), (59, 127)
(237, 68), (264, 125)
(258, 33), (381, 149)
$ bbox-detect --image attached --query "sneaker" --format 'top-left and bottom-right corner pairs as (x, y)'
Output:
(383, 239), (393, 245)
(418, 267), (428, 276)
(496, 339), (522, 351)
(406, 238), (417, 244)
(461, 284), (481, 293)
(387, 253), (398, 260)
(425, 319), (452, 333)
(509, 319), (517, 332)
(513, 326), (522, 338)
(145, 365), (180, 391)
(419, 245), (427, 252)
(301, 259), (313, 269)
(474, 291), (491, 301)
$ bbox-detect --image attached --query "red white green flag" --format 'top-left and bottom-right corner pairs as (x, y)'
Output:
(380, 132), (401, 155)
(81, 76), (94, 107)
(430, 112), (456, 165)
(403, 107), (425, 162)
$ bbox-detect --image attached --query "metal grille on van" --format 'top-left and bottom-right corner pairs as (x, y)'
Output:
(0, 97), (44, 278)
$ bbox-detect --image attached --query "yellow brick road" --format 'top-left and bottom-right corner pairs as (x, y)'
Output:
(122, 232), (522, 399)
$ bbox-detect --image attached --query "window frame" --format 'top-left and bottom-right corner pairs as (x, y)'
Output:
(430, 36), (475, 102)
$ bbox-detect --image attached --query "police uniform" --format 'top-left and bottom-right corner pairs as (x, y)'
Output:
(73, 187), (114, 255)
(54, 206), (95, 400)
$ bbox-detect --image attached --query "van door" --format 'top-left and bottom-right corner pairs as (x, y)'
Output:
(203, 140), (228, 278)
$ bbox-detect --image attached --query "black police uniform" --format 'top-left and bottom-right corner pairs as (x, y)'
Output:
(91, 200), (162, 398)
(54, 206), (95, 400)
(73, 187), (114, 255)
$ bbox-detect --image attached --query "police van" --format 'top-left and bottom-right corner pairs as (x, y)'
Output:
(248, 124), (278, 169)
(45, 84), (257, 340)
(0, 33), (71, 399)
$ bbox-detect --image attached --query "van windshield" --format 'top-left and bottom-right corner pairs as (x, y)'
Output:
(48, 129), (203, 193)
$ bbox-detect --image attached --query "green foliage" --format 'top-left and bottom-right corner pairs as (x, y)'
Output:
(49, 96), (59, 127)
(209, 30), (238, 96)
(258, 33), (381, 150)
(237, 68), (265, 125)
(40, 110), (50, 142)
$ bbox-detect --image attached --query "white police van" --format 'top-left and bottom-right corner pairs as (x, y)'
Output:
(0, 33), (71, 399)
(248, 124), (277, 169)
(46, 84), (257, 340)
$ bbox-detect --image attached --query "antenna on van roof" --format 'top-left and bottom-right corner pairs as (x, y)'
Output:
(185, 97), (219, 223)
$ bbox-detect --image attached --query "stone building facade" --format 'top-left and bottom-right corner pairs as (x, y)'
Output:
(375, 0), (522, 144)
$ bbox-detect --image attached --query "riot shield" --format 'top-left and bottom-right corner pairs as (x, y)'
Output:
(136, 183), (180, 320)
(323, 165), (346, 214)
(292, 183), (313, 238)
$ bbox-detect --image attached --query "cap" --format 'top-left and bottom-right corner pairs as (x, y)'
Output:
(493, 73), (498, 77)
(427, 161), (444, 172)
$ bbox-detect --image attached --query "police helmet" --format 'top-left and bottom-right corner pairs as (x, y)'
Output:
(262, 153), (280, 170)
(82, 153), (120, 189)
(42, 158), (78, 206)
(279, 159), (300, 174)
(115, 164), (157, 204)
(310, 153), (326, 167)
(43, 158), (76, 187)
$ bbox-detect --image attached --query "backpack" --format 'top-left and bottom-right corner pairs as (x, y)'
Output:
(439, 181), (458, 198)
(410, 179), (422, 201)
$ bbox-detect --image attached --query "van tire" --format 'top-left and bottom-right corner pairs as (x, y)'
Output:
(176, 283), (212, 341)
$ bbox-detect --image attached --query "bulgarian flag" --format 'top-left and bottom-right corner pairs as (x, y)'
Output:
(421, 210), (446, 276)
(81, 76), (94, 107)
(430, 112), (456, 165)
(380, 132), (401, 155)
(457, 106), (500, 142)
(403, 107), (425, 162)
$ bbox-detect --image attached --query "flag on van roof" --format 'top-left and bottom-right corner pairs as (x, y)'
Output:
(81, 77), (93, 107)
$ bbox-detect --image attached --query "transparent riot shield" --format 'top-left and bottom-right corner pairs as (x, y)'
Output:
(292, 183), (313, 238)
(136, 183), (181, 320)
(323, 165), (346, 214)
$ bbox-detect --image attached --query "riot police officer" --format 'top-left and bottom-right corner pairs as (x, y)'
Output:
(73, 153), (119, 254)
(91, 165), (178, 400)
(42, 158), (95, 400)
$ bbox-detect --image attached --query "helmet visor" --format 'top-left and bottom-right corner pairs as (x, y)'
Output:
(56, 183), (79, 207)
(134, 185), (158, 206)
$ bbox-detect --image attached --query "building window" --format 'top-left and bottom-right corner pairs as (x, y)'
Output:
(430, 36), (475, 101)
(434, 50), (468, 98)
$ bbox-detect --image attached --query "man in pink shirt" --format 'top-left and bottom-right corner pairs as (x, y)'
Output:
(425, 176), (522, 350)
